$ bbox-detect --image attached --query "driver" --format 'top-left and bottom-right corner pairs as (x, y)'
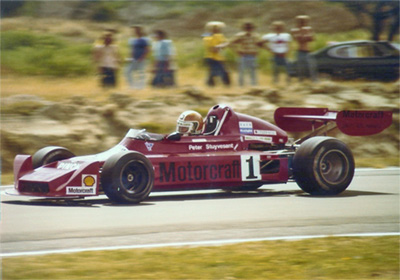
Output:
(176, 110), (204, 136)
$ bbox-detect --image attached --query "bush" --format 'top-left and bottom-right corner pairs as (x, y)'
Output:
(174, 39), (205, 69)
(1, 101), (45, 116)
(1, 31), (93, 76)
(91, 5), (117, 22)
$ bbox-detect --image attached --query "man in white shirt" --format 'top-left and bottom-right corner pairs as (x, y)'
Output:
(261, 21), (291, 85)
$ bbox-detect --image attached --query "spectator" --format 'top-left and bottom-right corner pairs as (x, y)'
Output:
(93, 32), (121, 88)
(125, 25), (150, 90)
(151, 30), (176, 88)
(93, 28), (118, 47)
(261, 21), (292, 85)
(221, 21), (260, 86)
(291, 15), (318, 82)
(203, 21), (230, 87)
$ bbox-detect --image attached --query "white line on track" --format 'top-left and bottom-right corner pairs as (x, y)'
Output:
(1, 232), (399, 258)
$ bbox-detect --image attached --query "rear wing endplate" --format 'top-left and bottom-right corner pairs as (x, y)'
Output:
(274, 107), (392, 136)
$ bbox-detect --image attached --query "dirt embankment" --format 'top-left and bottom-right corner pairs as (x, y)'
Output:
(1, 81), (399, 173)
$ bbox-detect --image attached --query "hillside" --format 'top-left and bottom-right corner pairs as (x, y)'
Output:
(2, 1), (361, 37)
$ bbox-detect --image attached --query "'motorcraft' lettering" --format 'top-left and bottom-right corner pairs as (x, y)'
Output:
(159, 161), (240, 183)
(342, 111), (384, 119)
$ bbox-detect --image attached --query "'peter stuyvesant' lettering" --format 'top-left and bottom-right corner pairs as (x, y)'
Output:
(159, 161), (240, 182)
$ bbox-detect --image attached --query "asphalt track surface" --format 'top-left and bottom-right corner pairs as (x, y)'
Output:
(1, 168), (399, 257)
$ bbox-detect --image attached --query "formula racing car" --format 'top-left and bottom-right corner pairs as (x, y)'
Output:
(12, 104), (392, 203)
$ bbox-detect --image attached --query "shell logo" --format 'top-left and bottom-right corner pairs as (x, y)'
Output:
(83, 175), (96, 187)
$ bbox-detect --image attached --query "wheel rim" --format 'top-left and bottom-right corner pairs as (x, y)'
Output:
(120, 160), (149, 194)
(319, 149), (349, 185)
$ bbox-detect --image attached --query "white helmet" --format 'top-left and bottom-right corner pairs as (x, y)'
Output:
(176, 110), (204, 135)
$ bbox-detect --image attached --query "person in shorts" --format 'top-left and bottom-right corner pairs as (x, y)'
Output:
(261, 21), (292, 85)
(291, 15), (318, 82)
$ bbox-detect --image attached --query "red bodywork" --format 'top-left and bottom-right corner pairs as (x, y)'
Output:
(12, 104), (392, 199)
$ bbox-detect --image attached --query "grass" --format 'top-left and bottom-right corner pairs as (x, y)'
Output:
(1, 31), (93, 77)
(2, 236), (399, 280)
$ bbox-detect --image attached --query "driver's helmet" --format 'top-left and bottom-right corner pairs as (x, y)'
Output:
(176, 110), (204, 135)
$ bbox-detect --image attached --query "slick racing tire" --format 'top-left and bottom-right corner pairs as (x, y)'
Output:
(293, 137), (354, 195)
(101, 151), (154, 204)
(32, 146), (75, 169)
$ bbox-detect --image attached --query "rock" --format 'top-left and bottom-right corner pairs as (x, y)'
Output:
(68, 95), (88, 106)
(310, 81), (347, 94)
(244, 88), (281, 104)
(304, 94), (342, 109)
(181, 86), (213, 102)
(265, 90), (281, 104)
(334, 90), (394, 110)
(101, 104), (118, 118)
(108, 92), (136, 109)
(38, 103), (79, 121)
(135, 100), (165, 109)
(2, 94), (47, 106)
(2, 94), (50, 116)
(360, 83), (387, 94)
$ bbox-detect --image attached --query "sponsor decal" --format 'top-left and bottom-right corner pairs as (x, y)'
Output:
(57, 161), (81, 170)
(244, 135), (272, 143)
(67, 174), (97, 195)
(82, 174), (96, 187)
(239, 121), (253, 134)
(159, 161), (240, 183)
(66, 187), (96, 195)
(188, 143), (235, 151)
(254, 130), (277, 136)
(189, 145), (203, 151)
(145, 142), (154, 151)
(192, 138), (207, 142)
(206, 143), (234, 151)
(342, 111), (384, 119)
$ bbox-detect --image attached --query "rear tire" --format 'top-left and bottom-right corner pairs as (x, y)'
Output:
(293, 137), (354, 195)
(101, 151), (154, 204)
(32, 146), (75, 168)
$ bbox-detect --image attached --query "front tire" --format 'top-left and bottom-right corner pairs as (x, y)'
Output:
(293, 137), (354, 195)
(32, 146), (75, 168)
(101, 151), (154, 204)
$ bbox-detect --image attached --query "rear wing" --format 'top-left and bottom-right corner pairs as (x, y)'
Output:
(274, 107), (392, 136)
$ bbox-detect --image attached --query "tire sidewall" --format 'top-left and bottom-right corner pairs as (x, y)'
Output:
(311, 140), (354, 192)
(101, 151), (154, 204)
(293, 137), (354, 195)
(32, 146), (75, 169)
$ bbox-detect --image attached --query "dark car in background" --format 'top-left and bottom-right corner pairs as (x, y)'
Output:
(291, 41), (400, 82)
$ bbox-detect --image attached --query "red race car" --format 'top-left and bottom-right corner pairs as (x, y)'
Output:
(12, 104), (392, 203)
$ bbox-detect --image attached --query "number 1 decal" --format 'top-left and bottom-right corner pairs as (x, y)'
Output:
(241, 155), (261, 181)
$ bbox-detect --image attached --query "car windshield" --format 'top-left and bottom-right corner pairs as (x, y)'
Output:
(391, 42), (400, 51)
(126, 129), (148, 139)
(328, 43), (392, 58)
(125, 128), (165, 141)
